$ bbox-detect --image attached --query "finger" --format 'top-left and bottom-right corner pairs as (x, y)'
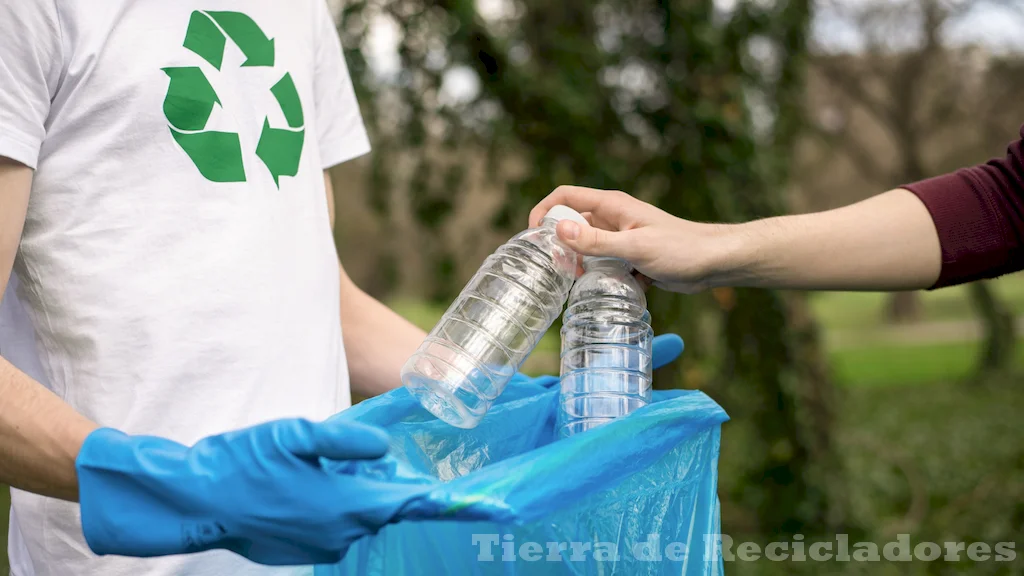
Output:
(572, 214), (591, 277)
(555, 220), (636, 260)
(577, 211), (598, 276)
(315, 419), (390, 461)
(279, 419), (390, 461)
(651, 334), (685, 369)
(585, 208), (628, 233)
(529, 186), (630, 229)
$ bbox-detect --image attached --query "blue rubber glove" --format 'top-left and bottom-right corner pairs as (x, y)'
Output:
(499, 333), (685, 400)
(76, 418), (433, 566)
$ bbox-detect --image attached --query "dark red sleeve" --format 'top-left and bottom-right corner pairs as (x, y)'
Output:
(903, 125), (1024, 289)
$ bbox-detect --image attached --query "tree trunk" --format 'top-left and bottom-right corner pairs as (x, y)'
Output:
(785, 292), (849, 531)
(720, 289), (846, 533)
(885, 291), (923, 324)
(968, 281), (1016, 380)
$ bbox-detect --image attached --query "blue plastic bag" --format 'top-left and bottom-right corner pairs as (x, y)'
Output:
(316, 381), (729, 575)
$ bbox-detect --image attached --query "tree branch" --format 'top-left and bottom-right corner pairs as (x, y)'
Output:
(811, 58), (894, 127)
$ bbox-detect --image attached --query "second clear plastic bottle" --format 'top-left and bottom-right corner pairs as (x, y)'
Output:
(558, 257), (654, 438)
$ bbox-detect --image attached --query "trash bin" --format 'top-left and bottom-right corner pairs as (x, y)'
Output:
(316, 381), (729, 576)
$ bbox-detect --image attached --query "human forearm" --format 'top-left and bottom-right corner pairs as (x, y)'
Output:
(710, 189), (942, 291)
(1, 346), (409, 564)
(0, 153), (92, 500)
(531, 186), (942, 293)
(338, 268), (426, 397)
(0, 356), (97, 501)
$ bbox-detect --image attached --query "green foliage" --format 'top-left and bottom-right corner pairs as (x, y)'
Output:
(719, 380), (1024, 576)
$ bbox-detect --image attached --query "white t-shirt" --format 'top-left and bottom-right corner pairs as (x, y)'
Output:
(0, 1), (370, 574)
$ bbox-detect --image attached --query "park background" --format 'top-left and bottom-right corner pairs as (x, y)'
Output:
(4, 0), (1024, 573)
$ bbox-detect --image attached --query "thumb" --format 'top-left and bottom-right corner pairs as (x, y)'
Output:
(278, 418), (390, 461)
(556, 220), (633, 260)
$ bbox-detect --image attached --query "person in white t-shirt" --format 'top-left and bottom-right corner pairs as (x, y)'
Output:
(0, 2), (449, 575)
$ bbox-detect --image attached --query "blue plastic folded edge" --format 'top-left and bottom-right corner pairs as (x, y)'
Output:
(337, 384), (729, 526)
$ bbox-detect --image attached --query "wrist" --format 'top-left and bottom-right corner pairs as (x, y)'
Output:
(62, 419), (100, 501)
(65, 418), (100, 462)
(700, 222), (763, 289)
(77, 429), (206, 557)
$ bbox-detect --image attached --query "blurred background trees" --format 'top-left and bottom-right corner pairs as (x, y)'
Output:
(323, 2), (1024, 573)
(338, 0), (847, 535)
(801, 0), (1020, 377)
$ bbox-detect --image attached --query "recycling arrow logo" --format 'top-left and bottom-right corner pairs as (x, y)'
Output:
(162, 10), (304, 186)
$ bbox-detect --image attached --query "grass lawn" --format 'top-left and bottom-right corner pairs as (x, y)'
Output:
(832, 340), (1024, 388)
(810, 274), (1024, 332)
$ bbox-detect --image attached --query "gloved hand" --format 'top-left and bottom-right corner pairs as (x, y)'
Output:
(76, 417), (433, 566)
(498, 333), (685, 401)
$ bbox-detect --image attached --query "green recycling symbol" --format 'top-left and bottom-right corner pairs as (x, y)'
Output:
(162, 10), (304, 186)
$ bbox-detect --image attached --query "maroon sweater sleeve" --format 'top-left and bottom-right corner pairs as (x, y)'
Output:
(903, 125), (1024, 289)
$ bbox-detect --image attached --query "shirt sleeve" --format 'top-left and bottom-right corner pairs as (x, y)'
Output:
(312, 0), (371, 170)
(903, 125), (1024, 289)
(0, 0), (63, 169)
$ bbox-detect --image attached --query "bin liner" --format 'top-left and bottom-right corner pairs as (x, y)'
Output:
(315, 379), (729, 576)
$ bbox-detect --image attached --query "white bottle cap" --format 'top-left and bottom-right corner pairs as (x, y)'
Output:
(542, 204), (588, 226)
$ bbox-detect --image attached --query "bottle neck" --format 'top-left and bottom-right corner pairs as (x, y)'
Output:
(583, 257), (630, 273)
(539, 216), (560, 229)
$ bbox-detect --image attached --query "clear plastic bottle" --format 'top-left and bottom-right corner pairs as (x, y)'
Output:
(402, 205), (587, 429)
(557, 256), (654, 438)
